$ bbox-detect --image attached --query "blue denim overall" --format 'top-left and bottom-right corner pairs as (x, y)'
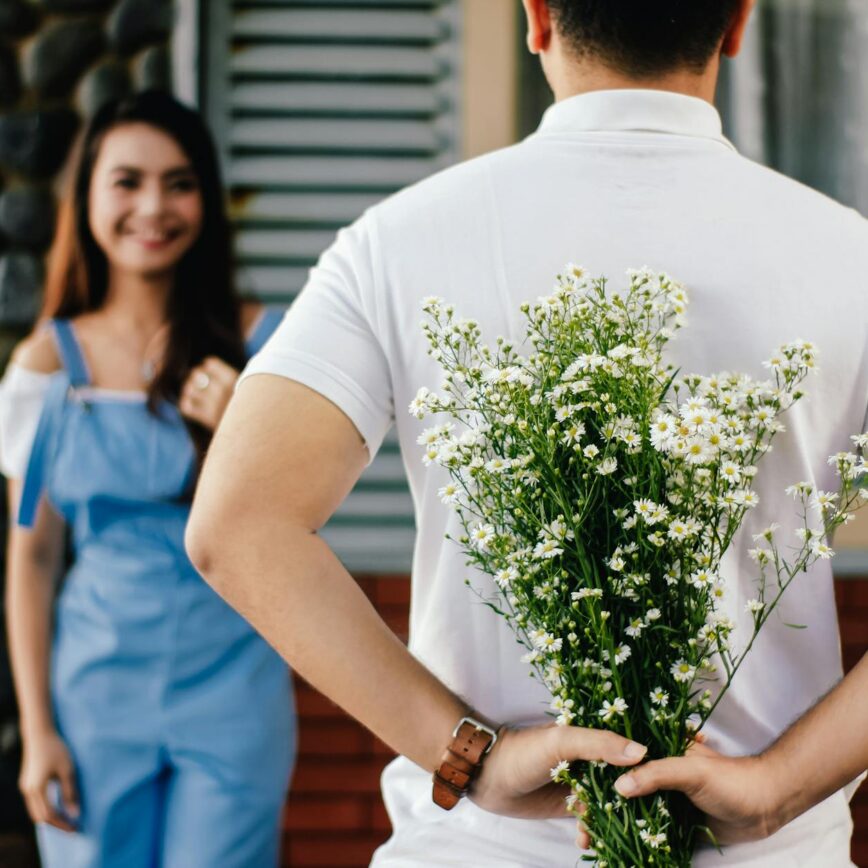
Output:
(17, 312), (294, 868)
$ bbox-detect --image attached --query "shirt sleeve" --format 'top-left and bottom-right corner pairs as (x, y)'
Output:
(238, 213), (394, 463)
(0, 365), (53, 480)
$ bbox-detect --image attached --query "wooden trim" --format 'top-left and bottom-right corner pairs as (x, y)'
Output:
(462, 0), (519, 159)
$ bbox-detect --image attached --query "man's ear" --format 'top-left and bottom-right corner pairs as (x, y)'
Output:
(722, 0), (756, 58)
(521, 0), (553, 55)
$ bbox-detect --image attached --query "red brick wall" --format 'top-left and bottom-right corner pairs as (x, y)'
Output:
(838, 580), (868, 867)
(281, 576), (868, 868)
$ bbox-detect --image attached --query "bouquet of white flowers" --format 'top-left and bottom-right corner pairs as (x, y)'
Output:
(411, 266), (866, 866)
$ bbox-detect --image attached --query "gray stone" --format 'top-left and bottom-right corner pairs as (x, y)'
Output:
(0, 0), (40, 38)
(35, 0), (112, 11)
(78, 59), (130, 116)
(135, 44), (171, 90)
(0, 109), (78, 178)
(0, 253), (43, 327)
(0, 187), (55, 250)
(108, 0), (173, 56)
(24, 18), (105, 98)
(0, 41), (20, 108)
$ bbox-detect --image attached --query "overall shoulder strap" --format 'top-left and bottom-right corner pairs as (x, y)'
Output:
(17, 374), (69, 528)
(50, 319), (91, 387)
(245, 307), (285, 358)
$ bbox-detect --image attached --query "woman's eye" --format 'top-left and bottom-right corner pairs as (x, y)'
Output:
(114, 177), (138, 189)
(170, 179), (197, 193)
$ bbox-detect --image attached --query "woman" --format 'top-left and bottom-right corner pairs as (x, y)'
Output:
(1, 91), (294, 867)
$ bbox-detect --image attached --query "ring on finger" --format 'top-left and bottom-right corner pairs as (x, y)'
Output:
(193, 371), (211, 391)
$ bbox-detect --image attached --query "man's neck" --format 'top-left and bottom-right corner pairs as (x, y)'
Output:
(548, 54), (722, 106)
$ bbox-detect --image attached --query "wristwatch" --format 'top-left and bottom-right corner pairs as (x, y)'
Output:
(432, 716), (499, 810)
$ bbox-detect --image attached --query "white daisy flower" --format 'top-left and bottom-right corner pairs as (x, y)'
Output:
(720, 461), (742, 485)
(748, 548), (772, 566)
(409, 387), (434, 418)
(689, 569), (716, 590)
(485, 456), (510, 474)
(550, 759), (570, 781)
(613, 644), (632, 665)
(681, 397), (708, 416)
(539, 518), (570, 541)
(471, 523), (496, 552)
(494, 566), (518, 589)
(670, 660), (696, 683)
(561, 422), (585, 445)
(597, 456), (618, 475)
(608, 554), (626, 572)
(810, 491), (838, 512)
(667, 520), (690, 540)
(625, 618), (645, 638)
(640, 830), (668, 849)
(649, 687), (669, 706)
(633, 499), (655, 520)
(438, 483), (460, 506)
(649, 414), (678, 450)
(684, 436), (713, 465)
(739, 490), (760, 508)
(533, 539), (563, 560)
(598, 697), (628, 722)
(810, 540), (834, 559)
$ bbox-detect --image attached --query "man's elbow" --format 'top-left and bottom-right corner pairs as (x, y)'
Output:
(185, 503), (231, 588)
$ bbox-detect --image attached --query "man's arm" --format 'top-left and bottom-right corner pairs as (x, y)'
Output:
(186, 374), (647, 817)
(614, 652), (868, 842)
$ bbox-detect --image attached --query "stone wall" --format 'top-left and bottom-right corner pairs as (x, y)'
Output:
(0, 0), (176, 359)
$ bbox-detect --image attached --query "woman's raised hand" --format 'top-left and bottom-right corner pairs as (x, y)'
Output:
(19, 728), (79, 832)
(179, 357), (240, 431)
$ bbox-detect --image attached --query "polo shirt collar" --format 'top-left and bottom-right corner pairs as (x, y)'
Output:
(538, 88), (736, 150)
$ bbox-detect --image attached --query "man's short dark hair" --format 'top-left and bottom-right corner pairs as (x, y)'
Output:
(547, 0), (742, 78)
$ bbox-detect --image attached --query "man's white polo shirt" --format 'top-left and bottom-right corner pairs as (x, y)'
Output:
(241, 89), (868, 867)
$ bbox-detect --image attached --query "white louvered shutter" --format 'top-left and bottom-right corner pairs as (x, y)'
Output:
(201, 1), (463, 571)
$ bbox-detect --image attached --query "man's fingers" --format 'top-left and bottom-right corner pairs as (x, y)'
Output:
(554, 726), (647, 767)
(686, 740), (719, 759)
(615, 756), (702, 799)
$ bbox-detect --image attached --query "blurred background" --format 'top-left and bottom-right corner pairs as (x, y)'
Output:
(0, 1), (865, 865)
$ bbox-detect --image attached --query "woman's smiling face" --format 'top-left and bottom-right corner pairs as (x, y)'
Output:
(88, 122), (203, 278)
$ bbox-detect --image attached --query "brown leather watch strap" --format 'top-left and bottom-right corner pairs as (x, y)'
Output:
(432, 718), (498, 810)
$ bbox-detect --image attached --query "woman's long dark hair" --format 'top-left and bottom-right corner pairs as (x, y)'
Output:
(41, 90), (247, 460)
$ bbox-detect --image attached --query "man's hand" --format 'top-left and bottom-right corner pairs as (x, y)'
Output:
(613, 750), (780, 844)
(472, 723), (646, 819)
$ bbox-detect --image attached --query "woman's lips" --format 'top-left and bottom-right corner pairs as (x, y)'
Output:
(126, 229), (182, 250)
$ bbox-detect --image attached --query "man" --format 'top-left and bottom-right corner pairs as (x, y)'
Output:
(186, 0), (868, 864)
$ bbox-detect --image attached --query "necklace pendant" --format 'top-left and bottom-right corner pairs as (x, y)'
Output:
(142, 360), (156, 385)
